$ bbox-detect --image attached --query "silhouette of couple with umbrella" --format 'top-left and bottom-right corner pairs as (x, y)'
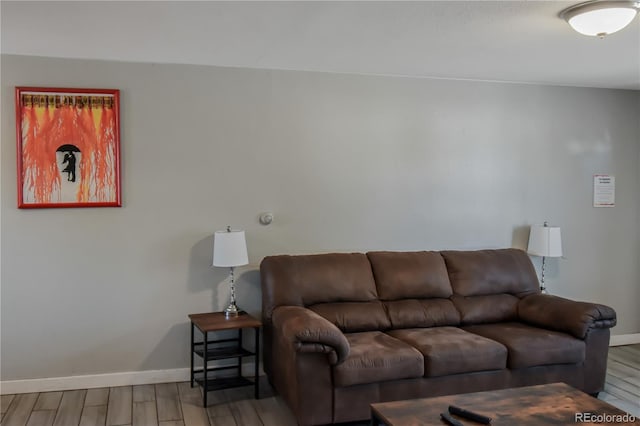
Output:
(58, 144), (80, 183)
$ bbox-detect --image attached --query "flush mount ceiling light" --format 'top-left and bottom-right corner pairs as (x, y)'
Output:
(560, 0), (640, 37)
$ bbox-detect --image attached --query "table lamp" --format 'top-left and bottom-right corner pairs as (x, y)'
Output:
(213, 226), (249, 317)
(527, 222), (563, 293)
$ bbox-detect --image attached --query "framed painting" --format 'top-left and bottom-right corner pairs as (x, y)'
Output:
(15, 87), (122, 208)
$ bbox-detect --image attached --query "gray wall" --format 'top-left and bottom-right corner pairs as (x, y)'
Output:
(1, 55), (638, 381)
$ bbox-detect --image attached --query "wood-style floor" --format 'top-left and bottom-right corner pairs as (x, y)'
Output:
(1, 345), (638, 426)
(600, 344), (640, 417)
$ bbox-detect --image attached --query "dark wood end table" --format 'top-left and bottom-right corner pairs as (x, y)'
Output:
(188, 311), (261, 407)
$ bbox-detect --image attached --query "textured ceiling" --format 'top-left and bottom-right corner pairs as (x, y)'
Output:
(2, 1), (639, 89)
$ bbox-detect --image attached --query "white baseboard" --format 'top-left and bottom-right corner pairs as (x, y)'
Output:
(1, 361), (262, 395)
(610, 333), (640, 346)
(1, 368), (190, 395)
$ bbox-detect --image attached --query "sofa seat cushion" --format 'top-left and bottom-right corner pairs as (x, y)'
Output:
(387, 327), (507, 377)
(463, 322), (586, 369)
(333, 331), (424, 387)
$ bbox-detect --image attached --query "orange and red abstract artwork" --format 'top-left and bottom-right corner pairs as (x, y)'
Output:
(15, 87), (121, 208)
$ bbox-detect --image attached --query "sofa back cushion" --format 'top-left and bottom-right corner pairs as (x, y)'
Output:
(367, 251), (453, 300)
(309, 301), (391, 332)
(260, 253), (379, 326)
(384, 299), (460, 328)
(451, 294), (520, 324)
(441, 249), (540, 325)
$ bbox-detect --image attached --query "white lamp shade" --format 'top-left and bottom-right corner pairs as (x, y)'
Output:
(213, 229), (248, 267)
(527, 225), (563, 258)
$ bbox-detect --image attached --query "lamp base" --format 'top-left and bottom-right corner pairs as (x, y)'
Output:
(225, 302), (240, 318)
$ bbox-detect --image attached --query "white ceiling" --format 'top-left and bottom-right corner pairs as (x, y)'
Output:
(2, 1), (639, 90)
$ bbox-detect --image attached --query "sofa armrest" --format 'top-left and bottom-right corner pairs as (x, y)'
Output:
(271, 305), (350, 365)
(518, 294), (616, 339)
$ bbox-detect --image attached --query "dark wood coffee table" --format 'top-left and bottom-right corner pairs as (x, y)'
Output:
(371, 383), (638, 425)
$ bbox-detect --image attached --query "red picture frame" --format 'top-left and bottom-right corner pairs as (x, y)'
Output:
(15, 87), (122, 208)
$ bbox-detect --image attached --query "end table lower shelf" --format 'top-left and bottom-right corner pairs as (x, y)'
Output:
(193, 375), (255, 392)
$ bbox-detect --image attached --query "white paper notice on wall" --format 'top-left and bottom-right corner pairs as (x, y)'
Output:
(593, 175), (615, 207)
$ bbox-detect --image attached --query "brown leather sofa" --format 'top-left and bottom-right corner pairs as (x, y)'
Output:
(260, 249), (616, 425)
